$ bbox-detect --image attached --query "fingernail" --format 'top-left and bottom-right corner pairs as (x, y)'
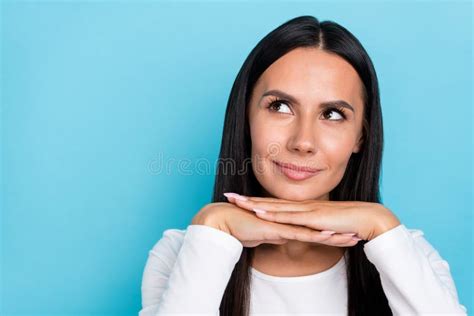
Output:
(252, 208), (266, 214)
(351, 237), (362, 241)
(320, 230), (336, 235)
(223, 192), (248, 201)
(341, 232), (356, 236)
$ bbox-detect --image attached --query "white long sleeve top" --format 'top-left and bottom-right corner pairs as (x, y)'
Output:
(139, 223), (468, 315)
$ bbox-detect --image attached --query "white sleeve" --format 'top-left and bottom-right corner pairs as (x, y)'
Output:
(138, 224), (244, 316)
(363, 223), (468, 315)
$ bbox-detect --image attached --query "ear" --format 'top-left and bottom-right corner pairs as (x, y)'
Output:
(353, 133), (364, 153)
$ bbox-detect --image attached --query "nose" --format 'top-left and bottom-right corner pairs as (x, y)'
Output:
(287, 119), (316, 155)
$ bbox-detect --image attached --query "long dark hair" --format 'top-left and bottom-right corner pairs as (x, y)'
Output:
(212, 15), (392, 316)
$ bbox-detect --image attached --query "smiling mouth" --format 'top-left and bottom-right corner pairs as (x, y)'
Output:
(272, 160), (322, 181)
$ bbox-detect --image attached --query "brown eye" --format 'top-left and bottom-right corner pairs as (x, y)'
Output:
(266, 97), (292, 114)
(322, 107), (346, 121)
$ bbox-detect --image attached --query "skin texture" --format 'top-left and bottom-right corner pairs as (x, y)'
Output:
(248, 47), (365, 202)
(246, 47), (367, 274)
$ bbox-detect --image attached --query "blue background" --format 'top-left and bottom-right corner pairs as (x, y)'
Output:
(1, 1), (472, 315)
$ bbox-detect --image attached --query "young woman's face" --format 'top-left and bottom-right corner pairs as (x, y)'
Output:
(248, 47), (365, 201)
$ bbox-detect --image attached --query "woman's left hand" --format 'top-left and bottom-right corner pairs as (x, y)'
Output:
(223, 193), (401, 242)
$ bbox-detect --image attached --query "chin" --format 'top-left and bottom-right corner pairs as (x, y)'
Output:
(265, 187), (322, 202)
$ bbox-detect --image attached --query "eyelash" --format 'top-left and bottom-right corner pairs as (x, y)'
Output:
(265, 96), (347, 121)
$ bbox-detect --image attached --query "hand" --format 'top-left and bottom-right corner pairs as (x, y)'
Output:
(224, 193), (401, 242)
(191, 201), (362, 248)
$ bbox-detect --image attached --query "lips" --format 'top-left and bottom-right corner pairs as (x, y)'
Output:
(272, 160), (322, 181)
(273, 160), (321, 172)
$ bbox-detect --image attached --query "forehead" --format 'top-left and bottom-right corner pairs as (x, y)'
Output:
(253, 47), (365, 109)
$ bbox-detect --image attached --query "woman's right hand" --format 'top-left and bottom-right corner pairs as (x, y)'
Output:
(191, 201), (332, 248)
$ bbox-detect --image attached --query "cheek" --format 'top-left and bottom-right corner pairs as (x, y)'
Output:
(318, 128), (356, 169)
(249, 117), (286, 159)
(319, 131), (354, 159)
(249, 119), (284, 179)
(314, 130), (358, 195)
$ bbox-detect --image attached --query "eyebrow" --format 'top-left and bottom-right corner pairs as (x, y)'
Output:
(260, 89), (355, 113)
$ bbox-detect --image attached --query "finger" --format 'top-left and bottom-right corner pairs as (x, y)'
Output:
(242, 240), (260, 248)
(255, 211), (362, 241)
(265, 239), (289, 245)
(225, 196), (237, 203)
(254, 209), (361, 238)
(243, 239), (288, 248)
(223, 193), (246, 203)
(267, 223), (332, 243)
(267, 222), (361, 247)
(222, 192), (292, 203)
(233, 198), (312, 213)
(312, 233), (360, 247)
(223, 193), (310, 212)
(245, 196), (335, 206)
(242, 196), (295, 203)
(255, 210), (317, 228)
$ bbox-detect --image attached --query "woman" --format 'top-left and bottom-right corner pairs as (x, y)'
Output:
(139, 15), (467, 315)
